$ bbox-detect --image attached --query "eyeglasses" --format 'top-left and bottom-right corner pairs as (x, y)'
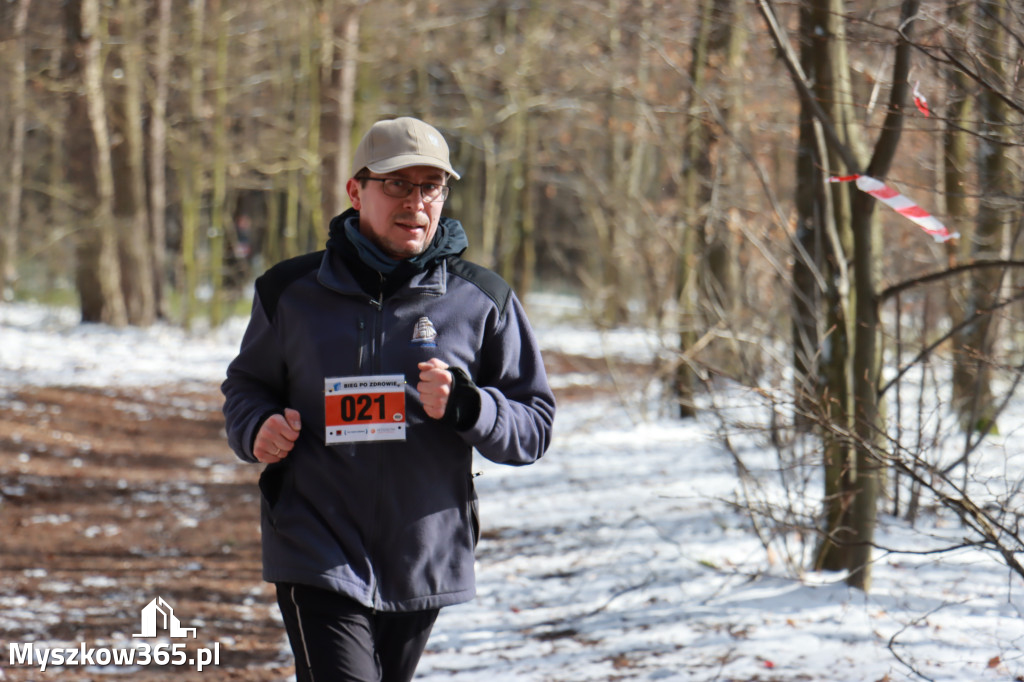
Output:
(359, 177), (450, 203)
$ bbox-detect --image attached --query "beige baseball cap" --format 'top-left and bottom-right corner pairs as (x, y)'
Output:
(352, 117), (460, 180)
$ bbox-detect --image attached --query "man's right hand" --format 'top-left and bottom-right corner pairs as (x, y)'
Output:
(254, 408), (302, 463)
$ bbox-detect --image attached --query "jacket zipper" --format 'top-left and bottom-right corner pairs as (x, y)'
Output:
(356, 318), (366, 369)
(369, 275), (385, 611)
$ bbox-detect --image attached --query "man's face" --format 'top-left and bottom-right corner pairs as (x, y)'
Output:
(346, 166), (447, 260)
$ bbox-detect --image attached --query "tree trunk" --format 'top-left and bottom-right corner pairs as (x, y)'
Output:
(284, 170), (301, 260)
(599, 0), (630, 328)
(480, 129), (500, 268)
(941, 0), (972, 268)
(843, 0), (921, 592)
(264, 190), (282, 267)
(148, 0), (172, 319)
(111, 0), (156, 326)
(45, 47), (69, 297)
(515, 115), (538, 299)
(700, 0), (742, 373)
(320, 4), (361, 221)
(179, 0), (206, 330)
(208, 0), (229, 327)
(630, 0), (663, 326)
(791, 0), (828, 432)
(806, 0), (859, 574)
(301, 6), (324, 253)
(450, 62), (496, 267)
(1, 0), (30, 301)
(674, 0), (716, 419)
(845, 188), (883, 592)
(944, 0), (974, 433)
(952, 0), (1011, 435)
(499, 106), (526, 285)
(67, 0), (127, 326)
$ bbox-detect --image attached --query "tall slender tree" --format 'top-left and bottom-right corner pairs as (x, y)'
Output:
(208, 0), (230, 327)
(66, 0), (127, 325)
(943, 0), (974, 372)
(672, 0), (716, 419)
(1, 0), (31, 301)
(843, 0), (921, 591)
(319, 1), (362, 222)
(148, 0), (173, 319)
(111, 0), (156, 325)
(762, 0), (922, 590)
(952, 0), (1014, 435)
(178, 0), (206, 329)
(674, 0), (741, 418)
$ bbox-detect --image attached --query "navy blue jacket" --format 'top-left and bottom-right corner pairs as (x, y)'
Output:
(221, 210), (555, 611)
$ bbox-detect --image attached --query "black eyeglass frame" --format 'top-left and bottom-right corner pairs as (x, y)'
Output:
(357, 176), (450, 203)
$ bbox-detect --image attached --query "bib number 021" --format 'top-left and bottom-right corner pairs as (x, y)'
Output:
(324, 374), (406, 443)
(338, 393), (386, 422)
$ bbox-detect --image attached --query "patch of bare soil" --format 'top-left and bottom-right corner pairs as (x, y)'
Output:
(0, 384), (290, 681)
(541, 350), (655, 402)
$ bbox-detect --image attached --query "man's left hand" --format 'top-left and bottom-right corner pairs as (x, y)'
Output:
(417, 358), (453, 420)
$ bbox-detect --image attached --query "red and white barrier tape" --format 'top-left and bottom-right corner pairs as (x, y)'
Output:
(828, 174), (958, 243)
(913, 81), (930, 118)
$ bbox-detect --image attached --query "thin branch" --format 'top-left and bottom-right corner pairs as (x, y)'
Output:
(940, 46), (1024, 117)
(879, 260), (1024, 302)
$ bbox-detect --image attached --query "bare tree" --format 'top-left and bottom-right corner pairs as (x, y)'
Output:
(297, 2), (325, 255)
(671, 0), (715, 419)
(110, 0), (156, 326)
(178, 0), (206, 330)
(673, 0), (745, 418)
(148, 0), (173, 320)
(66, 0), (127, 326)
(952, 0), (1015, 435)
(1, 0), (31, 301)
(789, 0), (856, 573)
(208, 0), (230, 327)
(319, 1), (362, 222)
(943, 0), (974, 428)
(761, 0), (923, 590)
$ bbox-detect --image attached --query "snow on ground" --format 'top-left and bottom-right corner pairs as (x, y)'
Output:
(1, 297), (1023, 681)
(0, 303), (247, 390)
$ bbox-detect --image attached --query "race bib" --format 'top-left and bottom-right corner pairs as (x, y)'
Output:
(324, 374), (407, 443)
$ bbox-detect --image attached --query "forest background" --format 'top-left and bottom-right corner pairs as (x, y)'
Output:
(0, 0), (1022, 592)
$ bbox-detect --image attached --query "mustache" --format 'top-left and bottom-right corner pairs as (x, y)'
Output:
(395, 213), (428, 228)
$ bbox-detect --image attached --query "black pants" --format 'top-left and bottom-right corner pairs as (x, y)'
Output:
(275, 583), (439, 682)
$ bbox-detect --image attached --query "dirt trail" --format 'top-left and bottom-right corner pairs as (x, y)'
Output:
(1, 384), (290, 681)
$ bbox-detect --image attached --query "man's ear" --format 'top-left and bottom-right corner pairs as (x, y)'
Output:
(346, 177), (362, 210)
